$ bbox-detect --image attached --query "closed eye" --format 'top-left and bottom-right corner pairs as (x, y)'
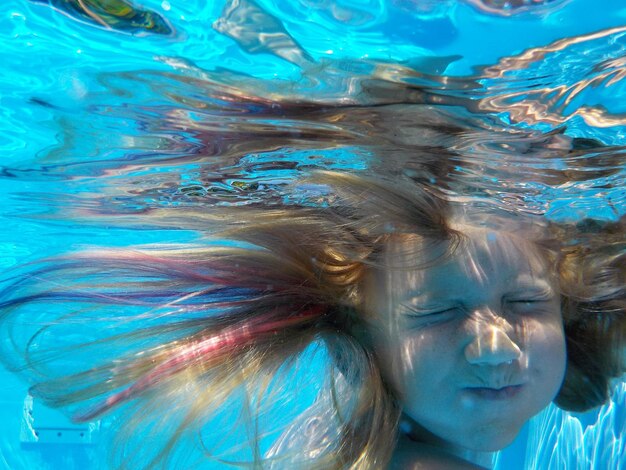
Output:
(401, 304), (461, 325)
(507, 296), (553, 304)
(402, 303), (456, 315)
(505, 297), (553, 312)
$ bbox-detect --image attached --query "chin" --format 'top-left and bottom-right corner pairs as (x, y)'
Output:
(476, 436), (518, 453)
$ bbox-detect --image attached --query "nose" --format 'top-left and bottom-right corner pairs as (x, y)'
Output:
(464, 323), (521, 366)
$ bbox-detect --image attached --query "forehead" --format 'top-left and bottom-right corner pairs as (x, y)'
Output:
(380, 227), (552, 295)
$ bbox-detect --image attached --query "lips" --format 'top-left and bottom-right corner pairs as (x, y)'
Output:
(464, 385), (524, 400)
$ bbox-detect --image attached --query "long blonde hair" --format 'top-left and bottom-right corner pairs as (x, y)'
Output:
(0, 171), (623, 468)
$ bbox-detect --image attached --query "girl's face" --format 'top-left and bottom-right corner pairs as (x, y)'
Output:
(362, 227), (566, 452)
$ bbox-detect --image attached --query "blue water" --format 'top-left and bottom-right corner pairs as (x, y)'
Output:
(1, 0), (625, 468)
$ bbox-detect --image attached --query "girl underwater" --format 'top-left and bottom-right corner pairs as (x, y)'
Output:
(0, 168), (624, 469)
(3, 1), (626, 468)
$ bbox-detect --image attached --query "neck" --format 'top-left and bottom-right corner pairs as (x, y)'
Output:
(400, 416), (496, 468)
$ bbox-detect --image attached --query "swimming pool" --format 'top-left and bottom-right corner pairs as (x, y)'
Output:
(0, 0), (624, 468)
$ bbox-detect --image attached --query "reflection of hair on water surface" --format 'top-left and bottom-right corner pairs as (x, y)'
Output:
(0, 168), (623, 468)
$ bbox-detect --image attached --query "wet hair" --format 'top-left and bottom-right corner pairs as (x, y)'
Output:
(0, 171), (623, 468)
(550, 217), (625, 410)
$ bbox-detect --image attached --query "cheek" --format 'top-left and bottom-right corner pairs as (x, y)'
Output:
(376, 328), (456, 401)
(549, 328), (567, 384)
(526, 315), (567, 397)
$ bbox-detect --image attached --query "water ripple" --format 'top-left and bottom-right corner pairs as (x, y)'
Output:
(0, 0), (624, 227)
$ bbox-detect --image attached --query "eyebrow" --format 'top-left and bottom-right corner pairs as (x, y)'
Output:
(400, 294), (458, 310)
(509, 276), (554, 292)
(401, 278), (555, 307)
(507, 283), (555, 298)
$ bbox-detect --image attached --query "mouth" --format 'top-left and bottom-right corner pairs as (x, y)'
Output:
(463, 384), (524, 400)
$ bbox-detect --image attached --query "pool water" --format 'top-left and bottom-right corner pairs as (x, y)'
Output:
(0, 0), (624, 468)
